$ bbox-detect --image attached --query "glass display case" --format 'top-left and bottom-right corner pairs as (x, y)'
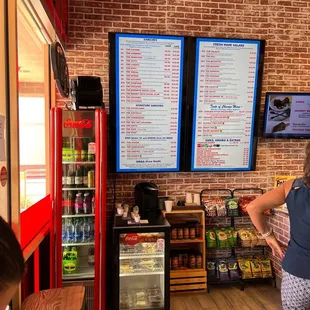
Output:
(113, 217), (170, 310)
(51, 108), (107, 310)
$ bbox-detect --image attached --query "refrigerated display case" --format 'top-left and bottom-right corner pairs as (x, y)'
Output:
(50, 108), (107, 310)
(113, 217), (170, 310)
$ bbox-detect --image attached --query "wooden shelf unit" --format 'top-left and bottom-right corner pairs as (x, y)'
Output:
(162, 209), (207, 293)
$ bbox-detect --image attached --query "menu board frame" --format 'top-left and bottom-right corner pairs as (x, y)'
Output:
(109, 32), (188, 173)
(188, 37), (265, 172)
(263, 92), (310, 139)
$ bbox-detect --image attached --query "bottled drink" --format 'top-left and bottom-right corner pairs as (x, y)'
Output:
(75, 166), (83, 188)
(62, 138), (73, 162)
(83, 192), (92, 214)
(75, 193), (83, 214)
(88, 246), (95, 266)
(74, 218), (82, 243)
(92, 195), (95, 214)
(82, 218), (90, 242)
(81, 139), (88, 162)
(66, 219), (74, 243)
(83, 167), (88, 188)
(62, 219), (67, 242)
(66, 165), (75, 188)
(90, 217), (95, 241)
(88, 169), (95, 188)
(87, 140), (95, 162)
(62, 166), (67, 188)
(62, 193), (66, 215)
(64, 191), (74, 215)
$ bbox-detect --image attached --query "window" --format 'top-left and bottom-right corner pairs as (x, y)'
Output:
(17, 9), (50, 211)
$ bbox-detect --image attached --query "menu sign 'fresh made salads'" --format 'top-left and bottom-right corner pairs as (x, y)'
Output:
(264, 94), (310, 137)
(191, 38), (261, 171)
(115, 34), (184, 172)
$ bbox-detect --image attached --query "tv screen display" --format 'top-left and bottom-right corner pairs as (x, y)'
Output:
(190, 38), (265, 171)
(263, 92), (310, 138)
(110, 33), (186, 172)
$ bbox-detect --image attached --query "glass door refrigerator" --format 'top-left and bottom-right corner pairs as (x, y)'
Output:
(50, 108), (107, 310)
(113, 217), (170, 310)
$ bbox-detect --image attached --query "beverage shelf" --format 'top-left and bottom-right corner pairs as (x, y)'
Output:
(171, 239), (204, 244)
(63, 161), (95, 165)
(62, 242), (95, 247)
(63, 266), (94, 280)
(62, 214), (95, 218)
(62, 187), (95, 191)
(120, 253), (164, 260)
(120, 270), (164, 277)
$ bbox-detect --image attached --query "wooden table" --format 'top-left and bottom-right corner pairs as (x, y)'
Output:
(22, 286), (85, 310)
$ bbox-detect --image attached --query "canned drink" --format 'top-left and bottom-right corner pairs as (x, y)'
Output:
(177, 227), (184, 240)
(172, 256), (178, 270)
(88, 170), (95, 188)
(178, 254), (183, 267)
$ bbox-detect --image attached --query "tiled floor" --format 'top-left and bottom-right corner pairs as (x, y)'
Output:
(171, 284), (282, 310)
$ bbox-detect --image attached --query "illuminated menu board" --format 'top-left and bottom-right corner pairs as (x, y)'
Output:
(191, 38), (261, 171)
(115, 34), (184, 172)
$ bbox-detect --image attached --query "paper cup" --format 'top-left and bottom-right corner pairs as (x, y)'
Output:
(165, 200), (173, 212)
(186, 193), (193, 203)
(193, 193), (200, 205)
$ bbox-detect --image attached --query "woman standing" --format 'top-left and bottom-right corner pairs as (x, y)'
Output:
(247, 142), (310, 310)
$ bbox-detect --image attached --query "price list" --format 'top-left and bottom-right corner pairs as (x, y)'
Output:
(191, 39), (260, 171)
(116, 34), (184, 172)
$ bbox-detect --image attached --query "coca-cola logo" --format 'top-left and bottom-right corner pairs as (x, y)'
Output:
(124, 234), (139, 246)
(64, 118), (93, 129)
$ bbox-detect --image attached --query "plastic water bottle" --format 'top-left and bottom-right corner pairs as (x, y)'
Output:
(82, 218), (90, 242)
(66, 219), (74, 243)
(89, 218), (95, 241)
(62, 219), (67, 242)
(74, 218), (82, 243)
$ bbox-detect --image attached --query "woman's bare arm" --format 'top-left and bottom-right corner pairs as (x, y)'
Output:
(246, 180), (293, 234)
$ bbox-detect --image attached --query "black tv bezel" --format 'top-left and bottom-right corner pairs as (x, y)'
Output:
(263, 92), (310, 139)
(108, 32), (189, 173)
(187, 37), (266, 172)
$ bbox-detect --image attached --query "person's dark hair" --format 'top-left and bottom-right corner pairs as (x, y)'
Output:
(303, 142), (310, 187)
(0, 216), (25, 292)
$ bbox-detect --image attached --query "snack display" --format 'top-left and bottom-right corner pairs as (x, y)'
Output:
(237, 227), (268, 248)
(206, 227), (237, 249)
(120, 288), (163, 310)
(207, 259), (241, 281)
(237, 256), (273, 279)
(203, 197), (226, 217)
(120, 258), (163, 274)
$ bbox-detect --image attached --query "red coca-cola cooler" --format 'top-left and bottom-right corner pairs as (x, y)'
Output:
(50, 107), (107, 310)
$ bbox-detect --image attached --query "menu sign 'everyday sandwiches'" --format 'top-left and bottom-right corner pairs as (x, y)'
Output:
(191, 38), (262, 171)
(115, 34), (184, 172)
(264, 93), (310, 138)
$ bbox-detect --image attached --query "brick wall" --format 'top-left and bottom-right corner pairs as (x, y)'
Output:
(61, 0), (310, 278)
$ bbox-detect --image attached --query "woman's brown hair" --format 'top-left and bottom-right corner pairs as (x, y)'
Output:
(303, 142), (310, 187)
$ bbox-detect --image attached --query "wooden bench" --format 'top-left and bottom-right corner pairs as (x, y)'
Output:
(22, 286), (85, 310)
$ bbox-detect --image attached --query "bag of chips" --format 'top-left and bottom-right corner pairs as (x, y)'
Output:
(206, 230), (217, 248)
(248, 229), (258, 247)
(255, 230), (268, 246)
(226, 197), (239, 217)
(238, 259), (253, 279)
(207, 260), (218, 279)
(250, 259), (262, 278)
(228, 260), (240, 279)
(218, 260), (229, 281)
(238, 196), (256, 215)
(215, 229), (228, 248)
(215, 198), (227, 216)
(238, 228), (251, 248)
(260, 258), (273, 278)
(203, 199), (217, 217)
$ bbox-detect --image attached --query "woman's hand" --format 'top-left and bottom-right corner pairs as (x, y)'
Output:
(266, 234), (285, 259)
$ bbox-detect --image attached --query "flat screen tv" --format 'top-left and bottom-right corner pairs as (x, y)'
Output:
(263, 92), (310, 138)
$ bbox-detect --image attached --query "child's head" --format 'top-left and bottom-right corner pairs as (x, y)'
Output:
(0, 217), (24, 309)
